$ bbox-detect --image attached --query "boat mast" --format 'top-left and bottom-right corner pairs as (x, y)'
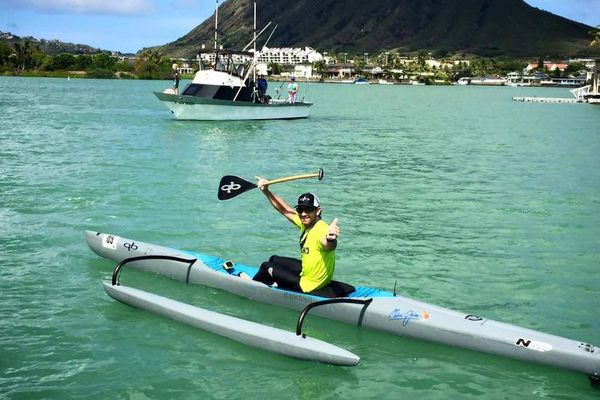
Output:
(253, 2), (257, 84)
(214, 0), (219, 50)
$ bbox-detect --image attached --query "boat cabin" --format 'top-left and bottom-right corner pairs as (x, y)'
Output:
(181, 49), (259, 102)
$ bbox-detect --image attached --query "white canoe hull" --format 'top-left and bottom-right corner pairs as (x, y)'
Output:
(154, 92), (312, 120)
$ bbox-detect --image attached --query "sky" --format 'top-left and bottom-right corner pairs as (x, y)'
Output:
(0, 0), (599, 54)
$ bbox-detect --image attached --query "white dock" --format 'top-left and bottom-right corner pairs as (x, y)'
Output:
(512, 96), (582, 103)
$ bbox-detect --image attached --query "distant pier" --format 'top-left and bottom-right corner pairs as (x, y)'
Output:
(512, 96), (582, 103)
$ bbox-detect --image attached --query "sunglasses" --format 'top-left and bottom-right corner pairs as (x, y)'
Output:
(296, 206), (316, 214)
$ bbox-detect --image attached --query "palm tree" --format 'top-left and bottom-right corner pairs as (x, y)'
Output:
(139, 49), (165, 64)
(12, 41), (33, 70)
(313, 59), (327, 80)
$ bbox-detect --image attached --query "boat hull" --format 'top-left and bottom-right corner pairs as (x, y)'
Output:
(104, 283), (359, 366)
(85, 231), (600, 378)
(154, 92), (312, 120)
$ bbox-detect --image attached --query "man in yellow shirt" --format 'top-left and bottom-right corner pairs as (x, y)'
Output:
(250, 177), (340, 292)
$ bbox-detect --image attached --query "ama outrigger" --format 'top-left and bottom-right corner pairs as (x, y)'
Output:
(85, 230), (600, 382)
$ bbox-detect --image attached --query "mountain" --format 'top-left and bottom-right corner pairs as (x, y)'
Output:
(155, 0), (597, 58)
(0, 31), (114, 56)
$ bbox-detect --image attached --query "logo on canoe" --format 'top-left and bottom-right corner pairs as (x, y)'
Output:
(124, 242), (138, 251)
(102, 234), (119, 250)
(389, 309), (430, 326)
(221, 181), (241, 194)
(578, 342), (595, 353)
(515, 338), (553, 352)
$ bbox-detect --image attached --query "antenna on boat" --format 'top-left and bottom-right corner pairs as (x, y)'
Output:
(242, 22), (272, 51)
(214, 0), (219, 50)
(253, 2), (257, 84)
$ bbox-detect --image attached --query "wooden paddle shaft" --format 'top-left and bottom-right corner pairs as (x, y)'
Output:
(265, 169), (324, 186)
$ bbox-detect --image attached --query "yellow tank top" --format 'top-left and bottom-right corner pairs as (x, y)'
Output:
(292, 215), (335, 292)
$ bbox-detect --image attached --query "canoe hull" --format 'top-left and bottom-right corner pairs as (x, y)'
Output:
(86, 231), (600, 378)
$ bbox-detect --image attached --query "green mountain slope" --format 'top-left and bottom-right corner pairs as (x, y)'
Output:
(156, 0), (596, 58)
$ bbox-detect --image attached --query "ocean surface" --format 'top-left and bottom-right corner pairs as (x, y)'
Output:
(1, 76), (599, 399)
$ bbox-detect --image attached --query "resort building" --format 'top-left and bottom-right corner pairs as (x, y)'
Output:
(525, 62), (569, 72)
(256, 46), (323, 65)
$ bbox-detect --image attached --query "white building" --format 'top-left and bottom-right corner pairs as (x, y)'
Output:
(293, 63), (314, 78)
(257, 46), (323, 65)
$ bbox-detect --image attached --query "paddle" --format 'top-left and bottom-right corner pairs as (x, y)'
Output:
(218, 169), (324, 200)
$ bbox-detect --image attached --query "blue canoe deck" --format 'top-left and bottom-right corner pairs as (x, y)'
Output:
(188, 252), (393, 299)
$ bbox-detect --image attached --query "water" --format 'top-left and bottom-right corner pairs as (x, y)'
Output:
(1, 76), (599, 399)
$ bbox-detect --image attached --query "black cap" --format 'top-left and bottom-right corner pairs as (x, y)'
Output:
(296, 193), (320, 208)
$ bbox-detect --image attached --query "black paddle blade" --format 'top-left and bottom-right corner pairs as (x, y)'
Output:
(218, 175), (257, 200)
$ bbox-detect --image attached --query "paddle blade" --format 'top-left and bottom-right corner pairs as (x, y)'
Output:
(218, 175), (257, 200)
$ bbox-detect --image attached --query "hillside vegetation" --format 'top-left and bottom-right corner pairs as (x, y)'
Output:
(154, 0), (597, 58)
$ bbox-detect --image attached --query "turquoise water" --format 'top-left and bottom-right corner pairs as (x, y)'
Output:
(1, 76), (599, 399)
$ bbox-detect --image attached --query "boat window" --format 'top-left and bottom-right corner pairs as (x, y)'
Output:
(182, 84), (202, 96)
(236, 65), (245, 77)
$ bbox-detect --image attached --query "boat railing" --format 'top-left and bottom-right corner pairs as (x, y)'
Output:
(570, 85), (591, 100)
(296, 298), (373, 337)
(111, 255), (198, 286)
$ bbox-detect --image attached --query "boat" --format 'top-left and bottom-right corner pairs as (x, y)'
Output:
(153, 3), (312, 121)
(469, 77), (506, 86)
(85, 231), (600, 381)
(104, 282), (359, 366)
(353, 77), (369, 85)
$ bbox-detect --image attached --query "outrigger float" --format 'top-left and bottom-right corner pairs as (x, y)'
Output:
(86, 231), (600, 381)
(105, 262), (358, 366)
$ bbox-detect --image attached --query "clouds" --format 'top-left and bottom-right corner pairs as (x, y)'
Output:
(1, 0), (154, 16)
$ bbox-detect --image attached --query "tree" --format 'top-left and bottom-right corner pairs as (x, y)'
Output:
(313, 59), (327, 79)
(44, 53), (76, 71)
(268, 62), (282, 75)
(75, 54), (93, 70)
(0, 42), (11, 66)
(12, 41), (34, 70)
(134, 49), (171, 79)
(87, 53), (118, 78)
(563, 62), (586, 77)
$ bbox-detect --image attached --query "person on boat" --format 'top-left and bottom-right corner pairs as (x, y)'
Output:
(287, 76), (299, 103)
(171, 63), (180, 95)
(246, 178), (340, 293)
(257, 75), (268, 103)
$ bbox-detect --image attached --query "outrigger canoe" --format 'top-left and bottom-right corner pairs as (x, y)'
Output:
(86, 230), (600, 381)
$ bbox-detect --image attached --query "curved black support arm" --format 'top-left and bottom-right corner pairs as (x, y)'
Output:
(111, 255), (198, 286)
(296, 298), (373, 337)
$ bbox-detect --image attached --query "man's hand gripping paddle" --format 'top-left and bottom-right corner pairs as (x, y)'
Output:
(218, 169), (324, 200)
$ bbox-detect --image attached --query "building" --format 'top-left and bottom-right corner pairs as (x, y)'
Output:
(257, 46), (323, 65)
(526, 62), (569, 72)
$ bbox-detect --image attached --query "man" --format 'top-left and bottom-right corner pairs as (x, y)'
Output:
(248, 177), (340, 293)
(257, 75), (268, 103)
(171, 63), (180, 95)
